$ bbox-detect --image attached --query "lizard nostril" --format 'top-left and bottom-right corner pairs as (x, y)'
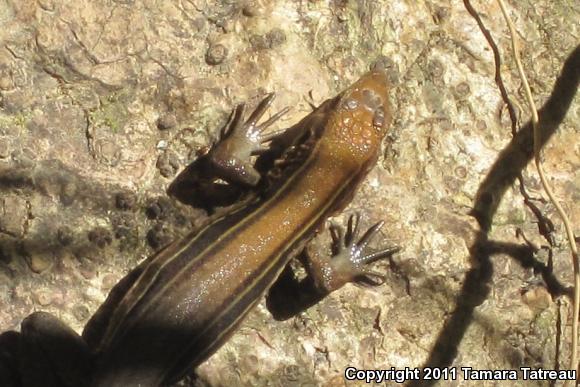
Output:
(373, 106), (386, 129)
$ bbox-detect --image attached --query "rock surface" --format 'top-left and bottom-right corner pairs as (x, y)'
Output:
(0, 0), (578, 386)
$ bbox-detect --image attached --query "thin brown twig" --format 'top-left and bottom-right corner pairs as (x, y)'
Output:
(496, 0), (579, 381)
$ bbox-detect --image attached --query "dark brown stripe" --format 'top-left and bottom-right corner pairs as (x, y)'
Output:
(102, 147), (321, 353)
(164, 164), (362, 383)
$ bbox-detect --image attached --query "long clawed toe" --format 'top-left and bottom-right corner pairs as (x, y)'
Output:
(219, 103), (246, 139)
(220, 93), (291, 153)
(330, 213), (400, 288)
(208, 93), (291, 186)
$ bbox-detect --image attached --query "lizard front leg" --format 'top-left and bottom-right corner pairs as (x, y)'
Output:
(267, 213), (399, 320)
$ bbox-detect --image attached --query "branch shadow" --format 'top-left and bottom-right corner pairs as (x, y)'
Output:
(407, 32), (579, 387)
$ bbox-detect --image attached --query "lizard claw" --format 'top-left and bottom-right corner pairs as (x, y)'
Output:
(328, 213), (399, 288)
(208, 93), (290, 186)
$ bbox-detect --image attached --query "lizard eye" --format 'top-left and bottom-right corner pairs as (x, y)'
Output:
(361, 88), (383, 112)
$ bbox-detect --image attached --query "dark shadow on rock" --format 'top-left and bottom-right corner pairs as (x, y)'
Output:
(471, 44), (580, 231)
(0, 159), (140, 269)
(485, 240), (572, 299)
(408, 41), (579, 387)
(0, 159), (116, 209)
